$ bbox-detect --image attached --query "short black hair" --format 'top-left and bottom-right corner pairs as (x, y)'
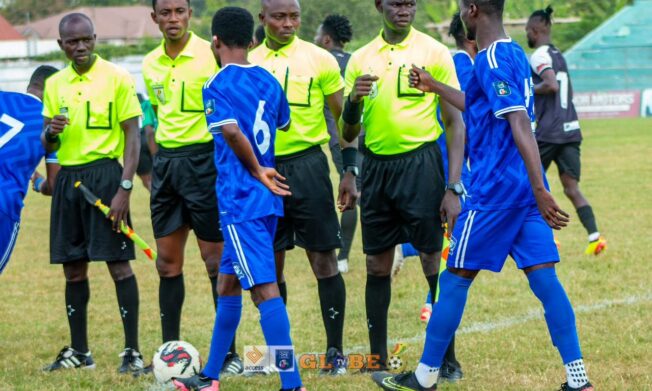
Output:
(58, 13), (93, 37)
(530, 5), (554, 26)
(152, 0), (190, 11)
(254, 25), (266, 44)
(211, 7), (254, 49)
(448, 12), (466, 47)
(28, 65), (58, 87)
(321, 14), (353, 45)
(461, 0), (505, 15)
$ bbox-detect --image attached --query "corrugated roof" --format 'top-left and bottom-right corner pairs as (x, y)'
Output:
(565, 0), (652, 92)
(0, 13), (25, 40)
(16, 6), (162, 40)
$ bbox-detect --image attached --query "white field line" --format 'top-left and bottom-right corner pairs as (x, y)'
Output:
(146, 292), (652, 389)
(337, 292), (652, 354)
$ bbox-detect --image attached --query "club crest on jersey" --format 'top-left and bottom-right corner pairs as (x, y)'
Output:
(449, 236), (457, 253)
(493, 81), (511, 97)
(205, 99), (215, 116)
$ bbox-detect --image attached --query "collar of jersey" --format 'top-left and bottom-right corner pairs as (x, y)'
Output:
(259, 36), (299, 58)
(478, 37), (512, 53)
(376, 26), (415, 51)
(156, 31), (199, 60)
(454, 49), (475, 65)
(65, 54), (103, 82)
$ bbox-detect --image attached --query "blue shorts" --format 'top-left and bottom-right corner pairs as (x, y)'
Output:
(448, 205), (559, 272)
(220, 216), (278, 290)
(0, 215), (20, 275)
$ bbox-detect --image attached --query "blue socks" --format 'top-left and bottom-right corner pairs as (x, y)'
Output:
(202, 295), (242, 379)
(259, 297), (302, 389)
(527, 267), (582, 363)
(420, 270), (473, 367)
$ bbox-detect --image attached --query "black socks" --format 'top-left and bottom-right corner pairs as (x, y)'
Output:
(366, 274), (391, 366)
(317, 273), (346, 352)
(114, 275), (139, 351)
(66, 279), (90, 353)
(576, 205), (599, 236)
(160, 274), (184, 342)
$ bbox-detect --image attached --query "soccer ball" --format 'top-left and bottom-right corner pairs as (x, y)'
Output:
(152, 341), (202, 383)
(387, 355), (404, 371)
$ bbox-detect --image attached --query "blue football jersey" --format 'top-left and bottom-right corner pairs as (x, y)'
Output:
(464, 38), (543, 210)
(0, 92), (57, 221)
(453, 50), (474, 92)
(436, 50), (474, 187)
(203, 64), (290, 225)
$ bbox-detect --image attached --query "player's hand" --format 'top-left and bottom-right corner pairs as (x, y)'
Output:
(49, 115), (69, 135)
(256, 167), (291, 197)
(534, 189), (569, 230)
(108, 188), (130, 232)
(409, 64), (436, 93)
(350, 74), (379, 103)
(337, 172), (358, 212)
(440, 191), (461, 233)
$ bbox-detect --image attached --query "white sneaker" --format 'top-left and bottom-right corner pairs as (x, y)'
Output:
(337, 259), (349, 273)
(391, 245), (405, 278)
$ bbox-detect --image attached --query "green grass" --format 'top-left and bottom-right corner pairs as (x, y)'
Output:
(1, 118), (651, 390)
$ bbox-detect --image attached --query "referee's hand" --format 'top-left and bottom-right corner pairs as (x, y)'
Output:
(49, 114), (69, 135)
(108, 188), (130, 232)
(350, 74), (379, 103)
(337, 172), (358, 212)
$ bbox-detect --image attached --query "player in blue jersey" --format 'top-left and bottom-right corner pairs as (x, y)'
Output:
(0, 65), (59, 275)
(173, 7), (304, 391)
(372, 1), (593, 390)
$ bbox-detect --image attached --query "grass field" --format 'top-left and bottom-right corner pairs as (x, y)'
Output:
(1, 118), (651, 390)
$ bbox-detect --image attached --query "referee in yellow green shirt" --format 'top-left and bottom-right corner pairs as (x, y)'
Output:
(341, 0), (466, 371)
(250, 0), (359, 375)
(41, 14), (145, 374)
(143, 0), (241, 374)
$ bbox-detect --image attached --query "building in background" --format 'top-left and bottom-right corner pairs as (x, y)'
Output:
(0, 13), (27, 59)
(16, 5), (162, 58)
(565, 0), (652, 118)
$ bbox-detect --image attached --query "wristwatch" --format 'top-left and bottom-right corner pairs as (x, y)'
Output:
(445, 181), (465, 196)
(343, 166), (359, 177)
(120, 179), (133, 191)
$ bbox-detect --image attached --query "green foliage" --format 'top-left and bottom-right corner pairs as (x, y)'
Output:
(0, 0), (633, 52)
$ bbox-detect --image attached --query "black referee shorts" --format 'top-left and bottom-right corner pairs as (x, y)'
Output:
(136, 129), (153, 176)
(538, 141), (582, 181)
(50, 159), (136, 264)
(150, 142), (223, 242)
(361, 142), (446, 255)
(274, 145), (342, 253)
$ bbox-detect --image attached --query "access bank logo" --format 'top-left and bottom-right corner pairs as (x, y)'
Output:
(244, 345), (296, 373)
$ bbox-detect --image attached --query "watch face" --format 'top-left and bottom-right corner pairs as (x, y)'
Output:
(121, 180), (133, 190)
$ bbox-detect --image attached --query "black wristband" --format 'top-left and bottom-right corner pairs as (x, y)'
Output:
(341, 147), (358, 169)
(342, 96), (363, 125)
(44, 126), (59, 143)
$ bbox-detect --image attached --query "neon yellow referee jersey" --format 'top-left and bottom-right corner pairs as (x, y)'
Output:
(250, 37), (344, 156)
(142, 32), (218, 148)
(344, 28), (460, 155)
(42, 55), (142, 166)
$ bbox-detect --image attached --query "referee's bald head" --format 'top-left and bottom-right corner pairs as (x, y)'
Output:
(59, 13), (94, 38)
